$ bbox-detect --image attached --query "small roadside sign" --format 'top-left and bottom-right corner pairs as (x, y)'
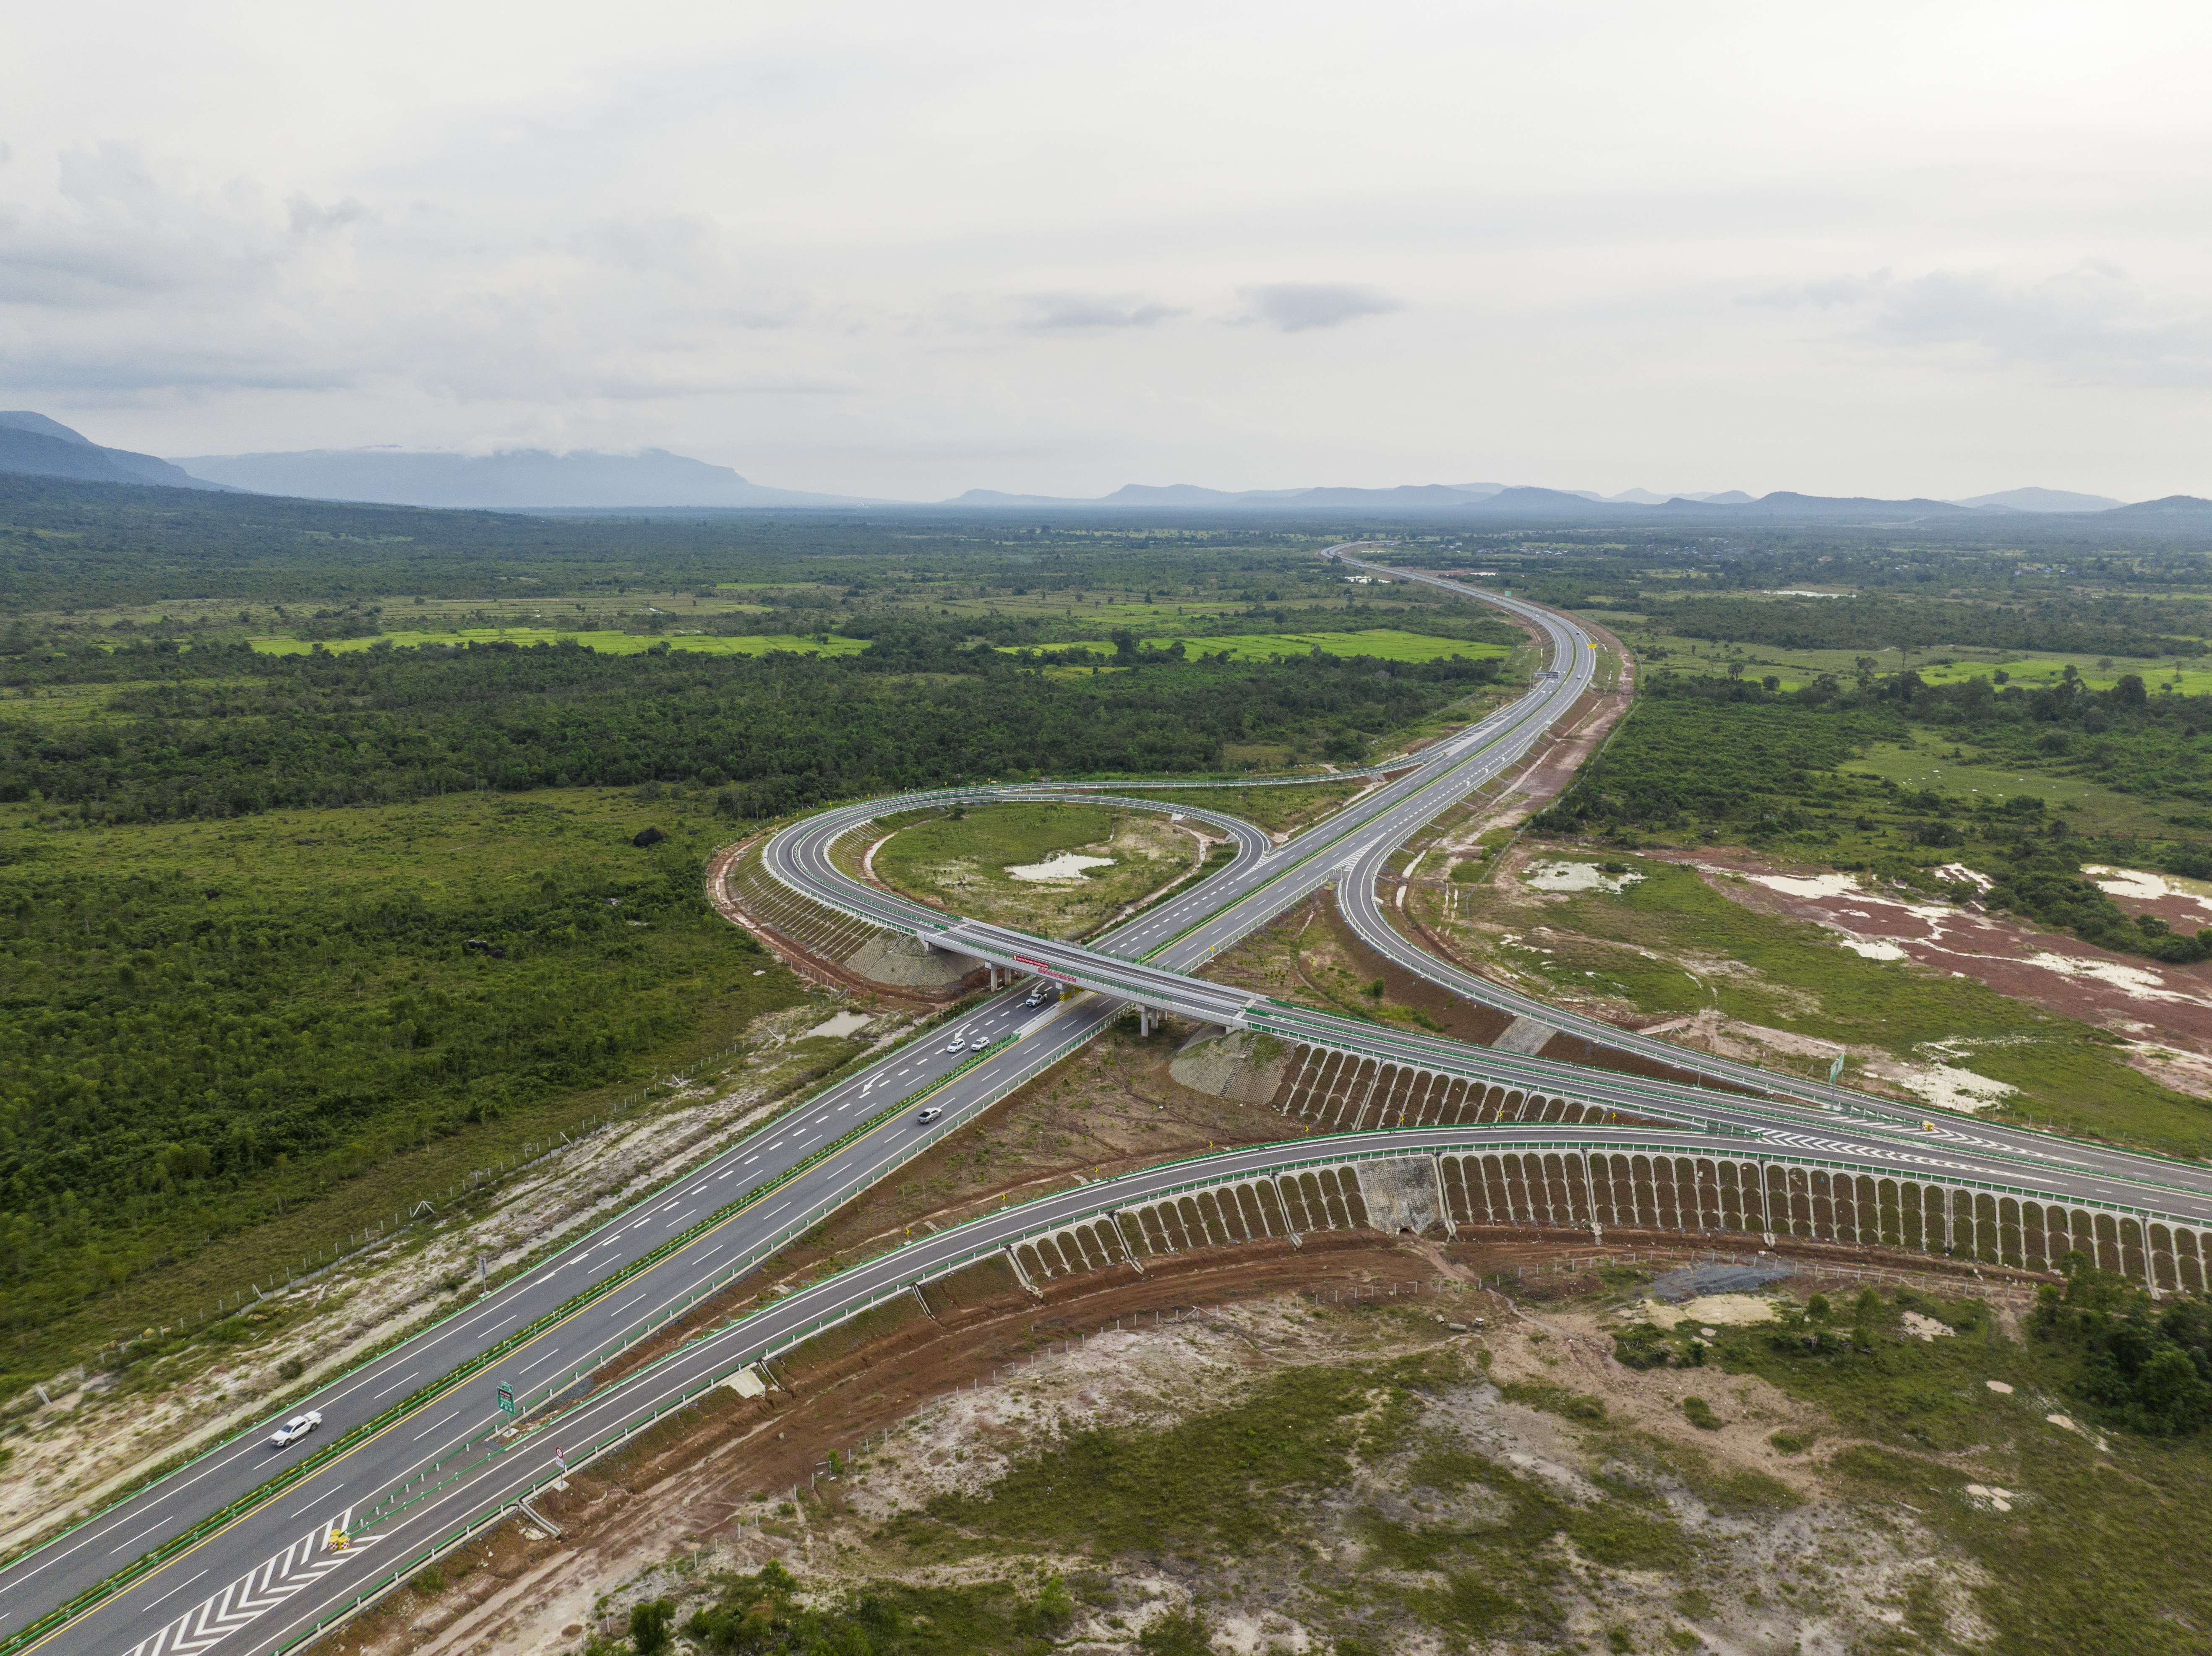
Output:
(497, 1383), (517, 1417)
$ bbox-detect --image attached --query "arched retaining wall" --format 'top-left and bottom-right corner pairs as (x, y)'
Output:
(1007, 1145), (2203, 1296)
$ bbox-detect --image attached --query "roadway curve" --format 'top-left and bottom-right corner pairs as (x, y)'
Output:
(10, 547), (2210, 1656)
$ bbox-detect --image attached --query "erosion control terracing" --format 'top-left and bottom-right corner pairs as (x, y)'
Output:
(1004, 1138), (2210, 1295)
(715, 842), (983, 999)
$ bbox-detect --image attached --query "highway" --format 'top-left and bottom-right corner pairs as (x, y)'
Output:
(10, 544), (2210, 1656)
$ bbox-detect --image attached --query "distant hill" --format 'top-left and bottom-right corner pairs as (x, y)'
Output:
(171, 447), (879, 509)
(944, 480), (1510, 511)
(1953, 486), (2126, 513)
(1096, 482), (1306, 505)
(2101, 495), (2212, 520)
(1661, 490), (1976, 523)
(1603, 487), (1750, 505)
(0, 412), (224, 490)
(933, 480), (1998, 519)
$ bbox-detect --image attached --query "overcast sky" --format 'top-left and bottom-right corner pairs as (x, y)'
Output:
(3, 1), (2207, 500)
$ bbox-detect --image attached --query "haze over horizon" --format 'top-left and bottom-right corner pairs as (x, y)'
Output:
(4, 2), (2209, 502)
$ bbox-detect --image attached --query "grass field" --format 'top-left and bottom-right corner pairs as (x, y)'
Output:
(1603, 625), (2210, 700)
(1705, 1284), (2212, 1655)
(1432, 854), (2212, 1152)
(16, 591), (782, 637)
(1011, 630), (1512, 664)
(248, 628), (871, 658)
(871, 802), (1200, 939)
(1836, 725), (2181, 838)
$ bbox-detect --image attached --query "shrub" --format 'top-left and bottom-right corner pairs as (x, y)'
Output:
(1614, 1320), (1673, 1370)
(1140, 1608), (1213, 1655)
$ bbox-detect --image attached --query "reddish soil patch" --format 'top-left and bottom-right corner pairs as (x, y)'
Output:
(1659, 846), (2212, 1060)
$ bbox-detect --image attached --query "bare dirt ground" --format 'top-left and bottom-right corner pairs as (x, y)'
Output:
(323, 1232), (2014, 1656)
(0, 1000), (919, 1562)
(1462, 616), (1637, 844)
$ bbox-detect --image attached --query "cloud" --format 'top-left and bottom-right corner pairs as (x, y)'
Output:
(1235, 282), (1401, 333)
(1743, 264), (2212, 385)
(287, 194), (368, 236)
(1020, 291), (1186, 330)
(1741, 272), (1889, 309)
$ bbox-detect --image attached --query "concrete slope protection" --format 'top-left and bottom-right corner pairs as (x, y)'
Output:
(12, 547), (2212, 1656)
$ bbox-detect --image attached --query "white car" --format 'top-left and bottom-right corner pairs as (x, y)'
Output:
(969, 1036), (991, 1051)
(916, 1106), (943, 1125)
(944, 1036), (968, 1054)
(270, 1410), (322, 1448)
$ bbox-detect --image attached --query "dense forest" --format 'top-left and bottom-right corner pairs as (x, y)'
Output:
(1, 626), (1503, 825)
(0, 794), (791, 1362)
(0, 474), (1346, 611)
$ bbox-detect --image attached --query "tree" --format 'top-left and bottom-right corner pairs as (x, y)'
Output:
(629, 1598), (674, 1655)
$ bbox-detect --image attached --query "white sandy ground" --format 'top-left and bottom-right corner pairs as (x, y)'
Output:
(1835, 936), (1909, 960)
(1890, 1061), (2018, 1114)
(1524, 860), (1644, 893)
(0, 997), (916, 1559)
(1900, 1312), (1956, 1342)
(2022, 951), (2194, 1000)
(2084, 865), (2212, 911)
(1004, 852), (1115, 881)
(1748, 872), (1866, 900)
(803, 1011), (875, 1040)
(1633, 1294), (1782, 1330)
(1933, 863), (1995, 892)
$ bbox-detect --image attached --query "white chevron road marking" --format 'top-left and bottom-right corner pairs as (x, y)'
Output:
(123, 1521), (374, 1656)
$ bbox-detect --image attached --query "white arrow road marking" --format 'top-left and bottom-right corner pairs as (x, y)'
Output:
(123, 1522), (371, 1656)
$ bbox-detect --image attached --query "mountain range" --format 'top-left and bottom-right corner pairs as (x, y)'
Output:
(0, 411), (2199, 521)
(0, 411), (228, 491)
(169, 446), (878, 509)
